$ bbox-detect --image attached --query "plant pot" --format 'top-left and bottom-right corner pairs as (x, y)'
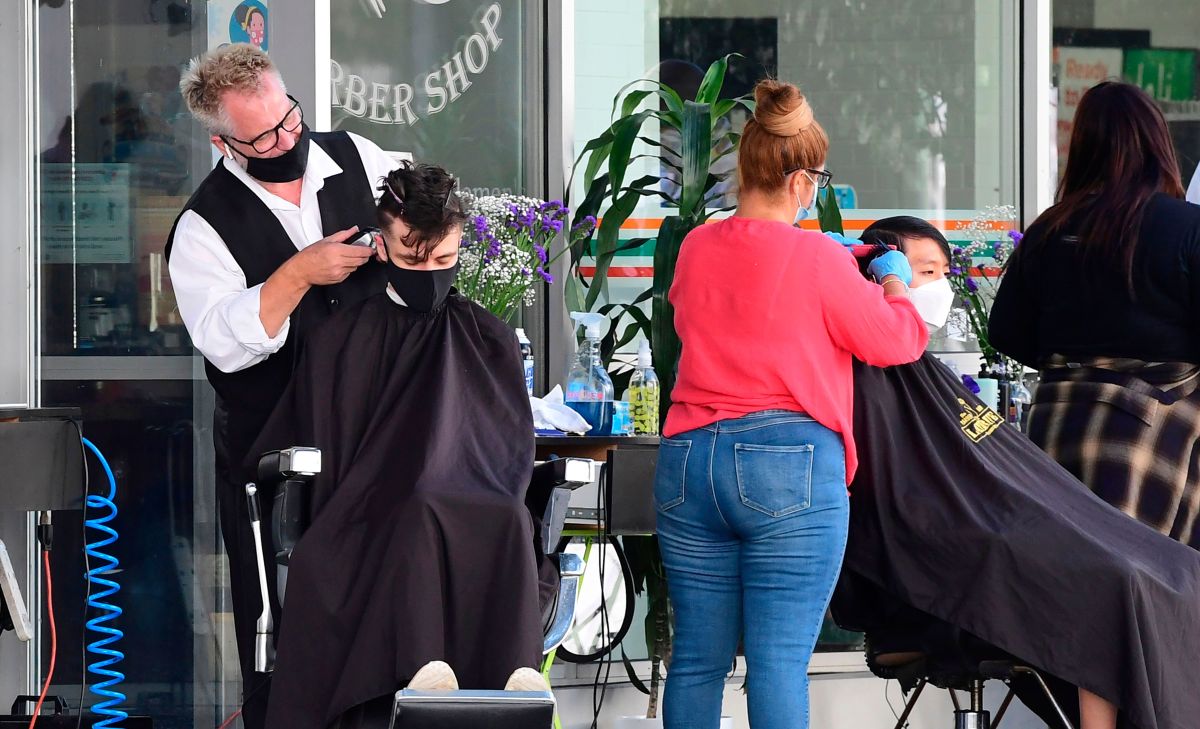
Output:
(614, 718), (733, 729)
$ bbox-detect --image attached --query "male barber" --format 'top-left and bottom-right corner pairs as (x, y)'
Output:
(168, 44), (397, 729)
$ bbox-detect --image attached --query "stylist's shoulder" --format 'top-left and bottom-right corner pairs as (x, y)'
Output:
(346, 131), (403, 186)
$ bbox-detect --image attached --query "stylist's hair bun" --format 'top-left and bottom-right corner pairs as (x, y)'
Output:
(753, 80), (815, 137)
(737, 78), (828, 193)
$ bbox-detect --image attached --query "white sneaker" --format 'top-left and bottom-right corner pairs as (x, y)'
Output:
(407, 661), (459, 691)
(503, 667), (551, 693)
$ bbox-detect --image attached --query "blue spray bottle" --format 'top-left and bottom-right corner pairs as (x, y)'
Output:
(565, 312), (615, 435)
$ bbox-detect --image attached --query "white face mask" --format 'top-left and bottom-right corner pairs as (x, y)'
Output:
(907, 277), (955, 329)
(793, 171), (821, 223)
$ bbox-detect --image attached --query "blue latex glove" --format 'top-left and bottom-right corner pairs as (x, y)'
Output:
(824, 232), (860, 248)
(867, 250), (913, 287)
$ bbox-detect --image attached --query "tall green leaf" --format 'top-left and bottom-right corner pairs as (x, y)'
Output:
(565, 129), (615, 207)
(585, 187), (643, 310)
(677, 102), (713, 219)
(582, 141), (613, 195)
(816, 185), (844, 235)
(695, 53), (737, 105)
(607, 110), (656, 204)
(651, 215), (690, 421)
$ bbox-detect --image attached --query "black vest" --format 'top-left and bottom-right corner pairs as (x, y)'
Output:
(167, 131), (386, 464)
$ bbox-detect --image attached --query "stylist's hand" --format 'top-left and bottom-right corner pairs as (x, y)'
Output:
(824, 232), (860, 248)
(286, 227), (374, 286)
(867, 250), (913, 287)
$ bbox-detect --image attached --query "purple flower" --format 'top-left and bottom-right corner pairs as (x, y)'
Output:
(572, 216), (598, 236)
(962, 374), (981, 394)
(533, 243), (549, 264)
(953, 247), (965, 255)
(950, 266), (964, 276)
(1007, 230), (1023, 247)
(537, 267), (554, 284)
(521, 266), (532, 277)
(966, 278), (979, 293)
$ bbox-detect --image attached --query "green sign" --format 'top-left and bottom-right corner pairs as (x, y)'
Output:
(1124, 49), (1197, 102)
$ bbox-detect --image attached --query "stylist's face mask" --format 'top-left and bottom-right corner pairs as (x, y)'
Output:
(908, 277), (955, 329)
(239, 123), (311, 183)
(794, 170), (821, 223)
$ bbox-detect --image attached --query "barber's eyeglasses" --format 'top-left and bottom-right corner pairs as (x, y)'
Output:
(224, 95), (304, 155)
(786, 167), (833, 189)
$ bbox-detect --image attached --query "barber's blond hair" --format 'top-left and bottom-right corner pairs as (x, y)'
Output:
(738, 79), (829, 194)
(179, 44), (283, 134)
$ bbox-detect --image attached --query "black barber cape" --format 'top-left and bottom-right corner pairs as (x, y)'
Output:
(836, 354), (1200, 729)
(250, 291), (549, 729)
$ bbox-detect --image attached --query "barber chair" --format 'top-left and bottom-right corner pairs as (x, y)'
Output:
(245, 448), (596, 729)
(832, 577), (1075, 729)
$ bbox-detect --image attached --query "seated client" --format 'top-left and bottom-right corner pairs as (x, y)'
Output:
(250, 162), (552, 729)
(833, 216), (1200, 729)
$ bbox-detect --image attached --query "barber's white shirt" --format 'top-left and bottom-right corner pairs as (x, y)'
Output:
(1188, 165), (1200, 205)
(168, 132), (398, 374)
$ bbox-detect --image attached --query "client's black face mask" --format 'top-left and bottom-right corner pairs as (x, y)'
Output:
(386, 263), (459, 313)
(242, 123), (311, 183)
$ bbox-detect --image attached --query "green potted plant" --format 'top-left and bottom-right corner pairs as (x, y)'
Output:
(566, 55), (748, 728)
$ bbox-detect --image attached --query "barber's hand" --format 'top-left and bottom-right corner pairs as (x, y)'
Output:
(287, 227), (374, 286)
(867, 250), (913, 287)
(824, 232), (860, 248)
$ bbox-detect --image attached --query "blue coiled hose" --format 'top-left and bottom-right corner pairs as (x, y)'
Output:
(82, 438), (127, 728)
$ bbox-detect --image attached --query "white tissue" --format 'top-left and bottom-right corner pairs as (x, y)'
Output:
(531, 386), (591, 434)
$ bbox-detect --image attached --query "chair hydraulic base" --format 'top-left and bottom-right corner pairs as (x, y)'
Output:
(889, 665), (1074, 729)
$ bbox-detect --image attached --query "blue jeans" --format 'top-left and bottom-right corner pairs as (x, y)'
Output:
(655, 411), (850, 729)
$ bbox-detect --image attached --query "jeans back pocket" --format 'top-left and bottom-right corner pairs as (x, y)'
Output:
(654, 438), (691, 511)
(733, 443), (813, 517)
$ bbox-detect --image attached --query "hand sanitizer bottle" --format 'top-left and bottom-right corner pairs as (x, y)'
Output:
(629, 340), (660, 436)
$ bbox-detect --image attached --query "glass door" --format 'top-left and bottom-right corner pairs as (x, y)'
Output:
(35, 2), (231, 727)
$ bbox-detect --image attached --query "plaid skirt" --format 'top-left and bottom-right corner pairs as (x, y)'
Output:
(1027, 355), (1200, 548)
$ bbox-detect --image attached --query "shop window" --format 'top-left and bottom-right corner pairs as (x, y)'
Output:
(1052, 0), (1200, 188)
(571, 0), (1022, 657)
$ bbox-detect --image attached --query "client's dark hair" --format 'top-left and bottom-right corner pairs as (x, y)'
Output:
(376, 161), (468, 260)
(862, 216), (952, 262)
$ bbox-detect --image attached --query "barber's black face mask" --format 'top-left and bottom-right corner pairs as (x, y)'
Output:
(242, 123), (311, 183)
(386, 262), (459, 313)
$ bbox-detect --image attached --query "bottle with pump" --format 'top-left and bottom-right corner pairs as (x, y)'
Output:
(515, 328), (535, 397)
(629, 340), (660, 435)
(565, 312), (615, 435)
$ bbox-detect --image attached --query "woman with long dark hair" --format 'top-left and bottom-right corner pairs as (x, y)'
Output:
(990, 80), (1200, 729)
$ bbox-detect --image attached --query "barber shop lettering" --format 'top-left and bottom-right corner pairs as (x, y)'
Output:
(331, 3), (502, 126)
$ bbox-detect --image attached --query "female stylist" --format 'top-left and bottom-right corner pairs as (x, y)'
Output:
(654, 79), (929, 729)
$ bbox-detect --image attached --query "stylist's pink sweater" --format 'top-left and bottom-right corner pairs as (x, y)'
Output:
(664, 217), (929, 482)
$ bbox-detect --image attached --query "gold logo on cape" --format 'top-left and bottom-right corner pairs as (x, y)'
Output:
(958, 398), (1002, 443)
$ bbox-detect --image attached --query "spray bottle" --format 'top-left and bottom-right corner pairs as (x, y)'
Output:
(515, 328), (535, 397)
(629, 340), (660, 435)
(566, 312), (615, 435)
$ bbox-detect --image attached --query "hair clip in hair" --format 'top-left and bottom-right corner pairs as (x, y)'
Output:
(383, 180), (406, 215)
(443, 174), (457, 213)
